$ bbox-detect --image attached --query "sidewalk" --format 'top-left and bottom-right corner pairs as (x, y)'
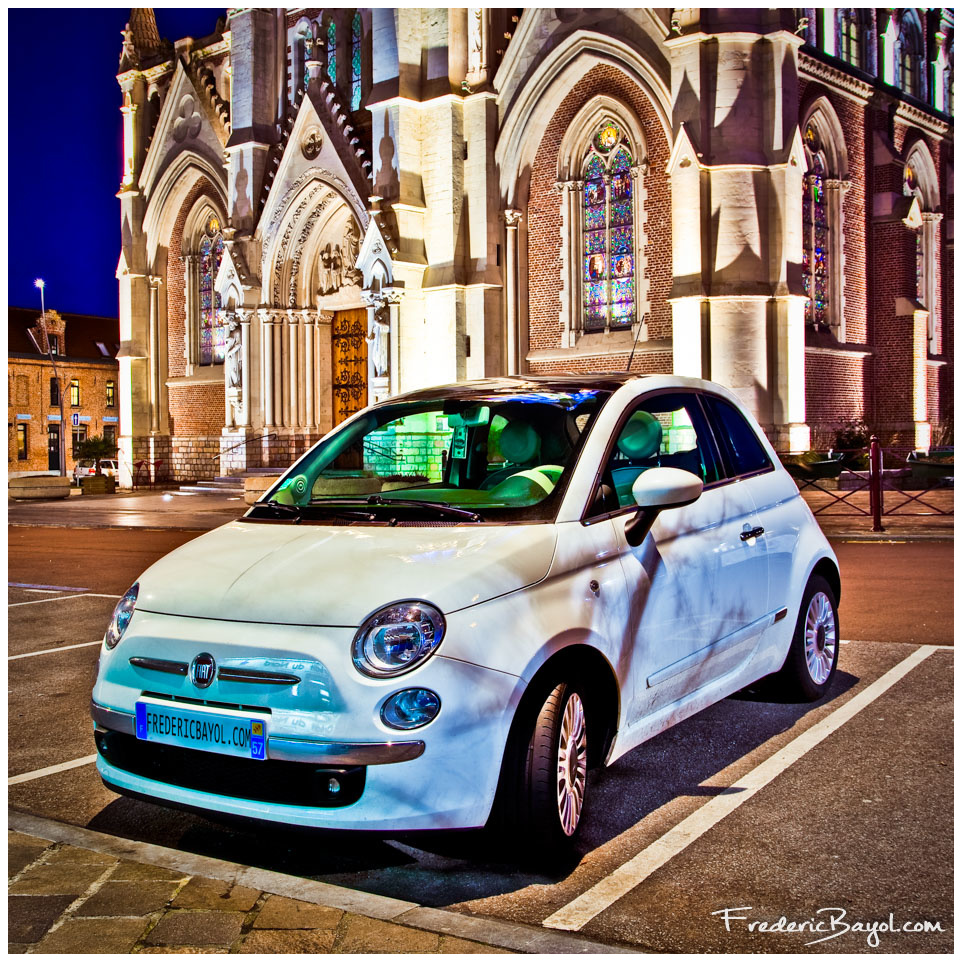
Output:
(8, 814), (624, 955)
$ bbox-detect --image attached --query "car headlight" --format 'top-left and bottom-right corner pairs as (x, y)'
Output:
(105, 583), (139, 650)
(352, 601), (445, 677)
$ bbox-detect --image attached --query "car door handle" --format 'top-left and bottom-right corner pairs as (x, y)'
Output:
(740, 526), (765, 541)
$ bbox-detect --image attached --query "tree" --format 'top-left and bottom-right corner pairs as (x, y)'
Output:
(75, 435), (117, 475)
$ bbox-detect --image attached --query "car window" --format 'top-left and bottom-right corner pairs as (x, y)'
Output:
(599, 392), (721, 511)
(257, 390), (610, 524)
(701, 395), (772, 478)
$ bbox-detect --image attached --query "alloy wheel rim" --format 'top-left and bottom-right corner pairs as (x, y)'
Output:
(556, 692), (587, 836)
(804, 591), (837, 685)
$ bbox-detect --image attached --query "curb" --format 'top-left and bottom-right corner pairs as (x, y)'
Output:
(8, 811), (637, 955)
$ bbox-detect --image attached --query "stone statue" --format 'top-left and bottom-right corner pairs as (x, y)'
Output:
(367, 303), (390, 378)
(225, 315), (242, 390)
(343, 219), (363, 286)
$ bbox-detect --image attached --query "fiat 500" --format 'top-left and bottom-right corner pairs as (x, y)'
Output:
(92, 374), (840, 857)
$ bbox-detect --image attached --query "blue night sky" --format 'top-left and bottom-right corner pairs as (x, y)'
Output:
(9, 8), (227, 318)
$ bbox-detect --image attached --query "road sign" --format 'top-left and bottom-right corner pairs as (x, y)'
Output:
(71, 413), (79, 427)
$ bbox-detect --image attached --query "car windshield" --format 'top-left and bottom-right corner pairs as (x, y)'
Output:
(248, 389), (609, 524)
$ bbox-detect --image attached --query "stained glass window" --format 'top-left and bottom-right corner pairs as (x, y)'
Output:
(915, 229), (925, 304)
(802, 141), (829, 329)
(581, 125), (636, 333)
(199, 216), (225, 366)
(327, 19), (337, 85)
(351, 13), (362, 110)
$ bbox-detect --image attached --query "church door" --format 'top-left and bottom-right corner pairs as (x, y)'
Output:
(331, 308), (368, 425)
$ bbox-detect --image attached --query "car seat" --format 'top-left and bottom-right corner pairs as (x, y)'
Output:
(611, 410), (664, 505)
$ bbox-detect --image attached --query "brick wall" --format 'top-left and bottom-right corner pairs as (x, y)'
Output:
(526, 64), (672, 360)
(168, 382), (225, 437)
(166, 179), (223, 380)
(804, 351), (868, 448)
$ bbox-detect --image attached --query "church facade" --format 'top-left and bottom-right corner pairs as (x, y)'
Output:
(115, 8), (953, 485)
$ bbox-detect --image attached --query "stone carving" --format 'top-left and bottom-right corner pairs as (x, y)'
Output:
(119, 24), (139, 70)
(319, 244), (344, 294)
(172, 94), (202, 142)
(342, 218), (363, 286)
(302, 127), (323, 160)
(366, 301), (391, 377)
(225, 315), (242, 390)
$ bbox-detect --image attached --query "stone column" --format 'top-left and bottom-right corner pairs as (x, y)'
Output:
(147, 275), (163, 433)
(303, 311), (316, 429)
(922, 212), (943, 352)
(385, 290), (404, 397)
(557, 180), (582, 348)
(287, 310), (300, 428)
(238, 309), (252, 428)
(667, 13), (809, 450)
(260, 310), (274, 427)
(182, 254), (198, 374)
(504, 209), (522, 374)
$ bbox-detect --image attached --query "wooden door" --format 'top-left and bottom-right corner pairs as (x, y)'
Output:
(331, 308), (368, 426)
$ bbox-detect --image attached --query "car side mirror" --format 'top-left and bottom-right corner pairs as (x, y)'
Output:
(624, 467), (704, 547)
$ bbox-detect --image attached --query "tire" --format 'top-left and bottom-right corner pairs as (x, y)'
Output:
(492, 680), (589, 863)
(774, 575), (840, 701)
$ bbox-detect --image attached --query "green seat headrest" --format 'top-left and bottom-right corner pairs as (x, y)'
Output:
(499, 421), (540, 463)
(617, 411), (663, 460)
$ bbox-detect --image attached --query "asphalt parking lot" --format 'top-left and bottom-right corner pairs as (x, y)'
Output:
(7, 524), (954, 953)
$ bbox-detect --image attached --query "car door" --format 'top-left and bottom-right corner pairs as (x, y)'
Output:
(700, 392), (798, 622)
(587, 390), (770, 725)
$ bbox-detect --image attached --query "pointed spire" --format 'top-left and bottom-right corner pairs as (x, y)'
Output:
(119, 9), (162, 70)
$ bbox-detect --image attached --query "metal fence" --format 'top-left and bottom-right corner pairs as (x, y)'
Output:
(784, 437), (953, 532)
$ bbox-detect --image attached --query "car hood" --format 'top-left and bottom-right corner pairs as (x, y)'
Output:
(136, 520), (558, 626)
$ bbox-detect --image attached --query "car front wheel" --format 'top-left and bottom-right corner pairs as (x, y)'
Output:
(775, 574), (840, 701)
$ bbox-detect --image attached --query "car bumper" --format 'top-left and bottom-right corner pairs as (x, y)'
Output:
(91, 611), (522, 831)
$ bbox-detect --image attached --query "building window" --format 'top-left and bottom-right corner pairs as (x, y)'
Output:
(326, 17), (337, 85)
(903, 156), (939, 352)
(801, 107), (848, 338)
(72, 425), (87, 457)
(351, 12), (362, 110)
(838, 10), (863, 68)
(199, 215), (226, 366)
(17, 424), (28, 460)
(48, 333), (60, 355)
(802, 143), (829, 329)
(50, 377), (60, 407)
(294, 18), (317, 92)
(106, 380), (116, 407)
(103, 424), (116, 447)
(69, 379), (81, 407)
(897, 15), (923, 99)
(581, 121), (636, 334)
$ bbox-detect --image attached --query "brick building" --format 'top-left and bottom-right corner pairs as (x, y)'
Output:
(116, 8), (953, 487)
(8, 308), (120, 477)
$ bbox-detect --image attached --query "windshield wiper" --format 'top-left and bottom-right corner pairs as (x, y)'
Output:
(308, 496), (482, 523)
(258, 500), (303, 519)
(365, 495), (482, 522)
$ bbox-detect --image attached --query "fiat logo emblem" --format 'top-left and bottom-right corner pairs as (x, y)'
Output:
(189, 653), (216, 689)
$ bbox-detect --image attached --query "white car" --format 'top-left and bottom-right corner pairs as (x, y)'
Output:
(92, 375), (840, 858)
(74, 459), (118, 482)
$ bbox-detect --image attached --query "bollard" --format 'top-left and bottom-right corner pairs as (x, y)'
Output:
(869, 435), (884, 532)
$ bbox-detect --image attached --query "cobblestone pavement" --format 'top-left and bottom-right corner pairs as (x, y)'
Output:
(8, 819), (626, 955)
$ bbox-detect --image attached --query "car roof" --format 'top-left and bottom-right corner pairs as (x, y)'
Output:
(388, 374), (648, 404)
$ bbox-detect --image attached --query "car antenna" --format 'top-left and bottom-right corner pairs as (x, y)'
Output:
(625, 314), (646, 372)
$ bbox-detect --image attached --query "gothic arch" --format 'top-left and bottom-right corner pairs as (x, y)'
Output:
(800, 95), (849, 179)
(799, 96), (849, 337)
(902, 137), (940, 211)
(496, 29), (671, 208)
(557, 96), (649, 181)
(143, 151), (228, 259)
(262, 177), (363, 309)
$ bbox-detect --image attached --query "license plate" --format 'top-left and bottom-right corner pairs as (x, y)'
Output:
(135, 700), (267, 760)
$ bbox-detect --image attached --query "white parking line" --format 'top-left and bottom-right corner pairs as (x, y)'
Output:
(10, 641), (103, 660)
(9, 755), (99, 785)
(544, 644), (940, 932)
(9, 593), (120, 608)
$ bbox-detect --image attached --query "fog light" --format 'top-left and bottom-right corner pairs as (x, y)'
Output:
(327, 777), (341, 794)
(380, 688), (441, 730)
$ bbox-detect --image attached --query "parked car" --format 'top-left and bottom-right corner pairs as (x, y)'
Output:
(73, 459), (118, 483)
(91, 375), (840, 859)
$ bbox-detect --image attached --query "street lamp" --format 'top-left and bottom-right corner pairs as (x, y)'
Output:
(34, 278), (67, 477)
